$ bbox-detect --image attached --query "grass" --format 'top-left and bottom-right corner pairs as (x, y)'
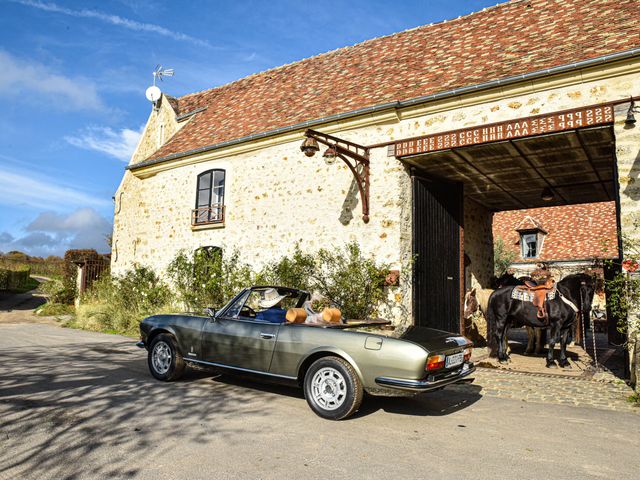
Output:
(626, 392), (640, 406)
(35, 302), (75, 317)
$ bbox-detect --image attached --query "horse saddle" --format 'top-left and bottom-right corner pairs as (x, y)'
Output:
(513, 279), (556, 322)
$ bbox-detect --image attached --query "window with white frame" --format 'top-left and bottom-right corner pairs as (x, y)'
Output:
(193, 169), (225, 225)
(520, 232), (545, 259)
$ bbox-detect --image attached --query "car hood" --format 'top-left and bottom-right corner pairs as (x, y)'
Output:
(400, 326), (471, 352)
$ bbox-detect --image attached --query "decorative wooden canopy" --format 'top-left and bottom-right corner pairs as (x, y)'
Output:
(402, 125), (615, 211)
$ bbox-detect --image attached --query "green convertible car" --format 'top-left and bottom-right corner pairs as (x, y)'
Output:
(138, 286), (475, 420)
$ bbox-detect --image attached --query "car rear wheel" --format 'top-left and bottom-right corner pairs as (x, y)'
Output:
(304, 356), (363, 420)
(148, 334), (185, 381)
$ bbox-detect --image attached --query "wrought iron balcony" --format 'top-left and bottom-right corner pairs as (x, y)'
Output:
(192, 204), (225, 226)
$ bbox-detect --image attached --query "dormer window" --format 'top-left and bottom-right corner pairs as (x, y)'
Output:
(515, 216), (547, 260)
(521, 232), (539, 258)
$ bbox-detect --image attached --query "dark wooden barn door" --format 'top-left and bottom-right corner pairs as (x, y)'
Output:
(412, 175), (463, 332)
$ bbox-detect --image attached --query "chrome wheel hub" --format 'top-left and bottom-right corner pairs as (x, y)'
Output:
(311, 367), (347, 410)
(152, 341), (172, 374)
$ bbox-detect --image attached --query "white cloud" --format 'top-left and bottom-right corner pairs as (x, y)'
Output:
(14, 0), (212, 48)
(0, 50), (103, 111)
(0, 166), (111, 210)
(65, 125), (143, 161)
(0, 208), (112, 256)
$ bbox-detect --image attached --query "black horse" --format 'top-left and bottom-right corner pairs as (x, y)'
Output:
(486, 273), (595, 368)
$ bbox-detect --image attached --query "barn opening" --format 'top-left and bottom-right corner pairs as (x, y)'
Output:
(398, 112), (622, 366)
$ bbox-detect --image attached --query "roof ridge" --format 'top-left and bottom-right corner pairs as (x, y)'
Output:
(175, 0), (524, 102)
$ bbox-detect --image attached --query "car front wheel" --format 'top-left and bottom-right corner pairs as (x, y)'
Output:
(304, 356), (363, 420)
(148, 333), (185, 381)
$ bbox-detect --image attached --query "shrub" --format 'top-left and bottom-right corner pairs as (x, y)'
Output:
(260, 244), (316, 291)
(40, 278), (70, 303)
(167, 247), (254, 311)
(311, 241), (390, 320)
(62, 249), (105, 303)
(0, 253), (63, 278)
(0, 266), (31, 291)
(78, 265), (172, 335)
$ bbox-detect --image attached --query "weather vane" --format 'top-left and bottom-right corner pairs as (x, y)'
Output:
(146, 65), (174, 108)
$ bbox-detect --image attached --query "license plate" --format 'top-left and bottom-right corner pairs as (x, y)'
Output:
(445, 352), (464, 368)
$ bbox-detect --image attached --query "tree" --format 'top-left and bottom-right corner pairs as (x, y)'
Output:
(494, 236), (516, 277)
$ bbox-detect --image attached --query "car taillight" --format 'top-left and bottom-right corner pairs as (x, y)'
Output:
(426, 354), (446, 371)
(463, 347), (472, 362)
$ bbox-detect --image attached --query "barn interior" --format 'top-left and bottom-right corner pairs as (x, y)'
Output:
(403, 125), (621, 376)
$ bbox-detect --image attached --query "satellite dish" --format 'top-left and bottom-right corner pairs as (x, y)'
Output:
(145, 85), (161, 102)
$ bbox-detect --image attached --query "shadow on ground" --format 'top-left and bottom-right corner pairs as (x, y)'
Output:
(0, 342), (271, 479)
(207, 369), (483, 419)
(0, 290), (46, 312)
(0, 337), (484, 479)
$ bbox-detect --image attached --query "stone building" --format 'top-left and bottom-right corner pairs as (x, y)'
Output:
(493, 201), (618, 275)
(113, 0), (640, 381)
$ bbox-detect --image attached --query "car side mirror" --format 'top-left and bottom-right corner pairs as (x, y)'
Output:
(204, 307), (216, 319)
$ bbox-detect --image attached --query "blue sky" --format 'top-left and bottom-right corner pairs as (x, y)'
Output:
(0, 0), (498, 257)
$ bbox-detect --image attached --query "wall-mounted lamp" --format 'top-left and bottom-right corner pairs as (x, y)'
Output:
(300, 129), (371, 223)
(541, 187), (554, 202)
(322, 147), (338, 165)
(625, 99), (638, 125)
(300, 137), (320, 157)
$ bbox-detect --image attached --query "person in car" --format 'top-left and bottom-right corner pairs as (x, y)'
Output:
(255, 288), (287, 323)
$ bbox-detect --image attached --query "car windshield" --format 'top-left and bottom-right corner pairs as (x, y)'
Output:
(225, 287), (307, 323)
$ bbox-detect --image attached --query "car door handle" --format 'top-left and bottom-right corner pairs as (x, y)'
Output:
(260, 333), (275, 340)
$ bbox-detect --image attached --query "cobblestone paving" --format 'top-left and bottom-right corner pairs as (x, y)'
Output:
(450, 367), (640, 414)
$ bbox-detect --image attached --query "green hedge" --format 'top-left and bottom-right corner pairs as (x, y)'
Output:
(0, 267), (31, 291)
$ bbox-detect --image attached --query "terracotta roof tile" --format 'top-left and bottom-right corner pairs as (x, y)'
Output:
(493, 202), (618, 262)
(143, 0), (640, 163)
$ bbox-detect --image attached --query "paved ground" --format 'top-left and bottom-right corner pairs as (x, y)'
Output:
(0, 319), (638, 480)
(0, 278), (55, 326)
(472, 328), (627, 379)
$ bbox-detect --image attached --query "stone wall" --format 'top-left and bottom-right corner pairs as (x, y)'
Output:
(130, 95), (184, 166)
(112, 125), (414, 327)
(614, 101), (640, 389)
(113, 64), (640, 334)
(463, 197), (494, 291)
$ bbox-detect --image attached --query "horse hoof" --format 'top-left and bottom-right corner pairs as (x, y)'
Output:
(524, 350), (533, 356)
(546, 361), (557, 369)
(559, 361), (571, 369)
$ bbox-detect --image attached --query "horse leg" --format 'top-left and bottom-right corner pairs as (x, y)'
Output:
(558, 330), (571, 368)
(525, 326), (535, 355)
(503, 324), (510, 355)
(492, 317), (509, 363)
(534, 327), (545, 355)
(486, 290), (510, 362)
(546, 326), (557, 368)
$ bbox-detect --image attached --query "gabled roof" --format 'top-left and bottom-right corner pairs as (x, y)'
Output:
(515, 216), (546, 233)
(141, 0), (640, 165)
